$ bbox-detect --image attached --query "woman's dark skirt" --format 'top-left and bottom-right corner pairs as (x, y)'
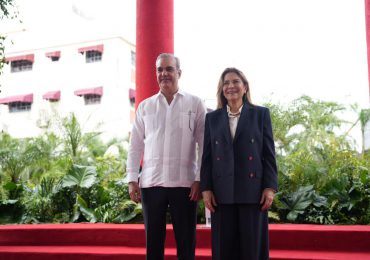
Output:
(211, 203), (269, 260)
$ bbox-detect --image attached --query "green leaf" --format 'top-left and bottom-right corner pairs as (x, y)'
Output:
(71, 203), (80, 222)
(76, 195), (97, 223)
(62, 165), (97, 188)
(312, 195), (327, 207)
(3, 182), (17, 191)
(268, 211), (280, 221)
(1, 199), (18, 205)
(287, 211), (302, 221)
(293, 199), (312, 211)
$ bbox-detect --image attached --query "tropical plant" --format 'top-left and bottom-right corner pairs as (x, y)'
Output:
(266, 96), (370, 224)
(1, 96), (369, 225)
(0, 133), (44, 196)
(21, 177), (62, 223)
(275, 185), (328, 222)
(61, 164), (97, 222)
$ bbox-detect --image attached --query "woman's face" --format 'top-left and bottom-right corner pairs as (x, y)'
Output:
(222, 72), (247, 104)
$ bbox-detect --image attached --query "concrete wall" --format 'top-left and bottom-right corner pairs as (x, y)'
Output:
(0, 37), (135, 141)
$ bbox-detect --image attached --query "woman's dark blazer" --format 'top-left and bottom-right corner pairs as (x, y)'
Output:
(200, 102), (278, 204)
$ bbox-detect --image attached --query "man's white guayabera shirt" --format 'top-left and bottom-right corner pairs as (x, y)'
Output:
(126, 90), (206, 188)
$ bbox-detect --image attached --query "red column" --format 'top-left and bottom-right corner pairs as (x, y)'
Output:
(136, 0), (174, 108)
(365, 0), (370, 100)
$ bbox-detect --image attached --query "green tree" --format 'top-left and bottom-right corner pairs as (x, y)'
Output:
(60, 113), (102, 163)
(0, 133), (44, 193)
(267, 96), (370, 224)
(1, 96), (368, 225)
(21, 176), (63, 223)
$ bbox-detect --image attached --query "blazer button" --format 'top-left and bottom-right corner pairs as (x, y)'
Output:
(249, 156), (253, 160)
(215, 140), (219, 145)
(216, 157), (220, 161)
(249, 172), (255, 178)
(250, 138), (255, 143)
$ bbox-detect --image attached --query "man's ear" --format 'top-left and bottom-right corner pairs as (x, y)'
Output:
(178, 69), (182, 78)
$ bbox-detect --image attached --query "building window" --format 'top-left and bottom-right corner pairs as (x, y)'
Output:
(8, 102), (32, 112)
(43, 90), (61, 102)
(11, 60), (33, 72)
(46, 51), (61, 62)
(45, 51), (60, 61)
(129, 88), (136, 107)
(84, 94), (101, 105)
(86, 50), (102, 63)
(131, 51), (136, 67)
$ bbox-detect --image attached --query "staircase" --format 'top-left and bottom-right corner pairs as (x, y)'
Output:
(0, 223), (369, 259)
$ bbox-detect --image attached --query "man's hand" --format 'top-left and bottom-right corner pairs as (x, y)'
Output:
(128, 181), (141, 203)
(260, 188), (275, 211)
(202, 190), (217, 213)
(189, 181), (201, 201)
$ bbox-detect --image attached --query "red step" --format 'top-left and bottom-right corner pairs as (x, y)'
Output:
(0, 246), (369, 260)
(0, 224), (209, 248)
(0, 246), (210, 260)
(269, 224), (370, 252)
(0, 224), (369, 259)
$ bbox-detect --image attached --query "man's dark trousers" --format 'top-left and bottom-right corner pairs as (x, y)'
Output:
(141, 187), (197, 260)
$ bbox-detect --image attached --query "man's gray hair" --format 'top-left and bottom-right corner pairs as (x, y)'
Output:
(156, 53), (180, 69)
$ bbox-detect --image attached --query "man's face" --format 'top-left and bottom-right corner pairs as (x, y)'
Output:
(156, 57), (181, 95)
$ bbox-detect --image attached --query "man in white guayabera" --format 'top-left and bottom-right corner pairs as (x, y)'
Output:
(126, 53), (206, 260)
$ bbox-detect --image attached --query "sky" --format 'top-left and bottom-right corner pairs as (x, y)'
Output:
(2, 0), (370, 146)
(175, 0), (369, 109)
(2, 0), (369, 107)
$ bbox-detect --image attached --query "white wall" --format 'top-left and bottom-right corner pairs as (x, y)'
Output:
(0, 37), (135, 141)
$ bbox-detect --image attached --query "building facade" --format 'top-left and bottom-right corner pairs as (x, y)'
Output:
(0, 36), (136, 141)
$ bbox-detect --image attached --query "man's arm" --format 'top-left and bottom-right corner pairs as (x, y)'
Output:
(193, 99), (207, 182)
(126, 104), (145, 201)
(188, 98), (206, 201)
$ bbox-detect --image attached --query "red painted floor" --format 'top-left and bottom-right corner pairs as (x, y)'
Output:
(0, 224), (369, 259)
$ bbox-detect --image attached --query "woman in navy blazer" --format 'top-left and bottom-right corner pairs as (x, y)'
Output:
(200, 68), (278, 260)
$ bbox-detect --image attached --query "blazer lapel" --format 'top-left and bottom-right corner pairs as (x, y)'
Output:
(233, 102), (250, 142)
(220, 107), (233, 144)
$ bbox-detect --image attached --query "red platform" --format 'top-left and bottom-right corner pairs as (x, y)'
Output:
(0, 223), (369, 259)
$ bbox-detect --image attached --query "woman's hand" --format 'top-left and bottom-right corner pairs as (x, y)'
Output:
(202, 190), (217, 213)
(260, 188), (275, 211)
